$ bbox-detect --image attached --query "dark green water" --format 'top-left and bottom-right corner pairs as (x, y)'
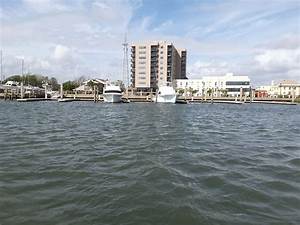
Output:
(0, 101), (300, 225)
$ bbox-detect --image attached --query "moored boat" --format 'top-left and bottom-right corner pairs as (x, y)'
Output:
(154, 84), (177, 103)
(103, 85), (122, 103)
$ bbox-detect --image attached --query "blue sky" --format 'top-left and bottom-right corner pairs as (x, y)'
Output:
(0, 0), (299, 86)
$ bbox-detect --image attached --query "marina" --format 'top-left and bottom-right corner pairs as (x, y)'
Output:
(1, 1), (300, 224)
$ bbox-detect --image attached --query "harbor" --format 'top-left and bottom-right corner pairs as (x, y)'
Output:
(1, 0), (300, 225)
(1, 85), (299, 105)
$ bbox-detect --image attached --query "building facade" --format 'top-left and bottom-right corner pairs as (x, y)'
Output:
(131, 41), (187, 90)
(176, 73), (251, 97)
(256, 80), (300, 98)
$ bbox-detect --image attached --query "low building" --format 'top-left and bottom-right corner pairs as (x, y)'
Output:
(176, 73), (251, 97)
(256, 80), (300, 98)
(74, 79), (107, 94)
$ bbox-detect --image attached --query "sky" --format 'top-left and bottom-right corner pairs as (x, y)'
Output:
(0, 0), (300, 86)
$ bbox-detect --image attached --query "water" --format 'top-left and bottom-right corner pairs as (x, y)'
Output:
(0, 101), (300, 225)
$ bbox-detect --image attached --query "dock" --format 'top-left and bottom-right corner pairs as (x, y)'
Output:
(16, 98), (55, 102)
(1, 89), (298, 105)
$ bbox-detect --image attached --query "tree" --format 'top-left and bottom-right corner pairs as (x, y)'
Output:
(49, 77), (59, 91)
(75, 76), (86, 85)
(4, 75), (22, 83)
(63, 81), (79, 91)
(220, 89), (228, 97)
(177, 88), (185, 95)
(206, 88), (213, 96)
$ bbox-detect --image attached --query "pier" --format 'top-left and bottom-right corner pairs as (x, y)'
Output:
(1, 85), (299, 105)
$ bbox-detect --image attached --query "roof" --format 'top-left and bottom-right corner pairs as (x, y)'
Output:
(279, 80), (298, 85)
(83, 79), (107, 85)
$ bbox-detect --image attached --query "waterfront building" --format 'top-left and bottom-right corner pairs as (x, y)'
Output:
(176, 73), (251, 97)
(74, 79), (107, 94)
(131, 41), (187, 91)
(256, 80), (300, 98)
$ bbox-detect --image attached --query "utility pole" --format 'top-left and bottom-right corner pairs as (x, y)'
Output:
(122, 34), (129, 88)
(21, 58), (24, 76)
(0, 50), (3, 83)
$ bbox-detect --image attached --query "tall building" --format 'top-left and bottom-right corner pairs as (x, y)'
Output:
(176, 73), (251, 97)
(131, 41), (187, 90)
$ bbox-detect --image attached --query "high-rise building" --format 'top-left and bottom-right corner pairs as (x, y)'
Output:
(131, 41), (187, 90)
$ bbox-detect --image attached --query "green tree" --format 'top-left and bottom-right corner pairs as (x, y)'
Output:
(177, 88), (185, 95)
(206, 88), (213, 96)
(220, 89), (228, 97)
(4, 75), (22, 83)
(49, 77), (59, 91)
(63, 81), (79, 91)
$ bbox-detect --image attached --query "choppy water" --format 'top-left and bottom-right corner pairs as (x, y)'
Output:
(0, 101), (300, 225)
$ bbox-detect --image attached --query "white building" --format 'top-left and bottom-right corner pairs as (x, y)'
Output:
(74, 79), (107, 93)
(257, 80), (300, 97)
(176, 73), (251, 97)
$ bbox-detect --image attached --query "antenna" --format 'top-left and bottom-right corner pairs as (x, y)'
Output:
(0, 50), (3, 83)
(21, 58), (24, 76)
(122, 33), (129, 87)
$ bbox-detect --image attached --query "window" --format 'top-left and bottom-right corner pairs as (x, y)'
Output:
(138, 66), (145, 69)
(139, 46), (146, 49)
(160, 56), (163, 59)
(226, 81), (250, 85)
(139, 51), (146, 54)
(227, 88), (250, 92)
(139, 61), (146, 64)
(139, 56), (146, 59)
(139, 71), (146, 75)
(104, 90), (122, 93)
(139, 77), (146, 80)
(160, 51), (163, 54)
(160, 67), (163, 70)
(139, 82), (146, 85)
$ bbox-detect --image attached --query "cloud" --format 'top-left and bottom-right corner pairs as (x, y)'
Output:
(254, 48), (300, 73)
(53, 45), (71, 60)
(188, 61), (232, 77)
(22, 0), (70, 13)
(1, 0), (299, 85)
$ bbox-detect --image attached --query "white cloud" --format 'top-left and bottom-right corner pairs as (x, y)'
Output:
(53, 45), (71, 60)
(188, 61), (233, 77)
(22, 0), (70, 13)
(254, 48), (300, 73)
(2, 0), (299, 85)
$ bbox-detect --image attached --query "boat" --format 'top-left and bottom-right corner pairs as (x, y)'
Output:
(57, 98), (73, 102)
(103, 84), (122, 103)
(154, 84), (177, 103)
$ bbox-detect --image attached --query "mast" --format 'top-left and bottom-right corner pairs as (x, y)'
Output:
(122, 34), (129, 88)
(21, 58), (24, 76)
(0, 50), (3, 83)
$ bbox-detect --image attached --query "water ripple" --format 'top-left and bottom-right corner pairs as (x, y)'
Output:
(0, 101), (300, 225)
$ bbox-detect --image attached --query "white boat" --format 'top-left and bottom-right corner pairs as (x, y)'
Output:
(57, 98), (73, 102)
(154, 85), (177, 103)
(103, 85), (122, 103)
